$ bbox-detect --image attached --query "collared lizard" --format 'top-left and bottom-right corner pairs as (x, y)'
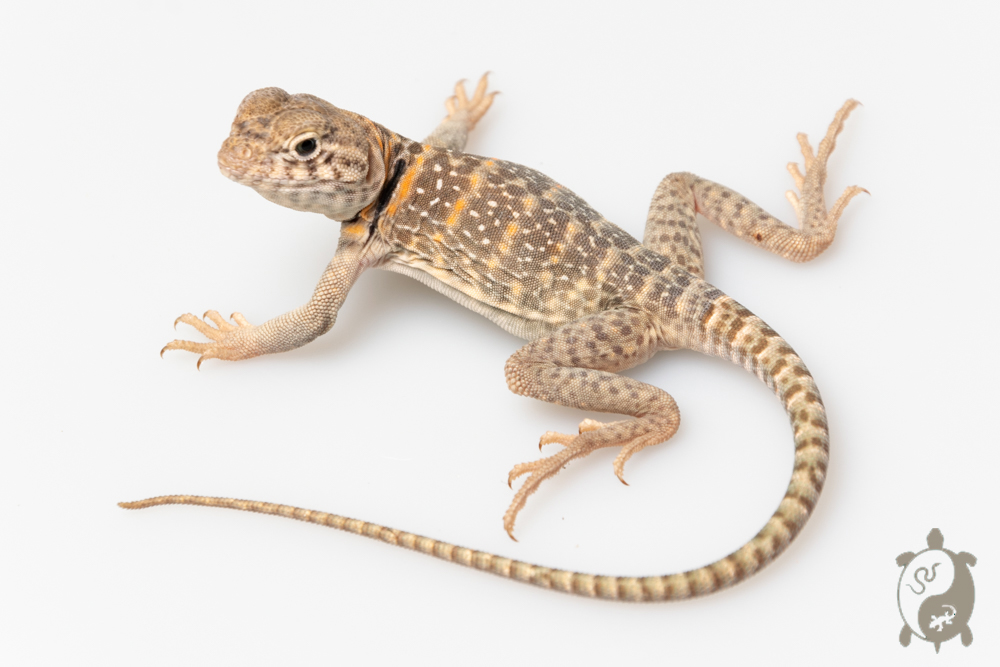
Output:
(121, 74), (865, 601)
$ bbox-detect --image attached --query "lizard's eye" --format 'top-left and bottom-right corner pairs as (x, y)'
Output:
(294, 137), (318, 158)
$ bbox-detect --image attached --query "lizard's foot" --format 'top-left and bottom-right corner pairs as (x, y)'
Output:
(161, 310), (258, 368)
(503, 416), (677, 539)
(444, 73), (497, 131)
(784, 99), (868, 229)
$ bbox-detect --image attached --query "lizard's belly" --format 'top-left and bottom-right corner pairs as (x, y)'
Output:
(385, 248), (604, 327)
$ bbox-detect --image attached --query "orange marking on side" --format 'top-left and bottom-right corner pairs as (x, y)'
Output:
(341, 221), (369, 237)
(505, 223), (517, 238)
(356, 200), (378, 221)
(469, 173), (479, 189)
(446, 198), (466, 226)
(387, 157), (422, 217)
(432, 232), (443, 243)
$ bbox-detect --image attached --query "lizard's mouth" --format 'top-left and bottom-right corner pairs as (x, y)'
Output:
(218, 161), (371, 218)
(218, 164), (319, 190)
(217, 148), (314, 188)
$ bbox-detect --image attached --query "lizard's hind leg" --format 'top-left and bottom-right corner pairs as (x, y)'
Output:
(641, 173), (705, 277)
(643, 100), (865, 265)
(502, 308), (678, 538)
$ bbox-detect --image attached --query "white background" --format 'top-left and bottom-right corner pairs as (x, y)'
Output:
(2, 1), (997, 664)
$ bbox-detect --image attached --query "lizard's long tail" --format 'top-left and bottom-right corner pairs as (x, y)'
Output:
(120, 298), (827, 602)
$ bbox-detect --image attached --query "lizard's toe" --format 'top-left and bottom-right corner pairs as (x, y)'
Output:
(504, 447), (577, 539)
(160, 339), (214, 357)
(202, 310), (236, 332)
(504, 411), (678, 537)
(612, 430), (666, 485)
(538, 419), (606, 449)
(508, 459), (547, 487)
(162, 311), (258, 365)
(173, 312), (226, 340)
(538, 430), (575, 450)
(445, 73), (498, 130)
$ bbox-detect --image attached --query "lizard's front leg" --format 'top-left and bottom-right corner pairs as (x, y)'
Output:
(502, 308), (679, 538)
(423, 73), (497, 152)
(163, 237), (369, 367)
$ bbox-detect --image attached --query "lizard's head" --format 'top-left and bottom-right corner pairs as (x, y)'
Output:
(218, 88), (387, 221)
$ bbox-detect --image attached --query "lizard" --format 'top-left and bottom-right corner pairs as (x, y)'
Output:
(120, 74), (866, 601)
(930, 606), (957, 632)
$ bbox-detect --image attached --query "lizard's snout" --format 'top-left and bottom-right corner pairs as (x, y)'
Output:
(217, 140), (255, 179)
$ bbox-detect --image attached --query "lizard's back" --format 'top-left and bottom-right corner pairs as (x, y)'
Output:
(379, 144), (698, 336)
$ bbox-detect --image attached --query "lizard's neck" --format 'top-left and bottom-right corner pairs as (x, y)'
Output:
(344, 121), (426, 226)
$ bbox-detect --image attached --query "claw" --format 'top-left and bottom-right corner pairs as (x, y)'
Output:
(614, 455), (630, 486)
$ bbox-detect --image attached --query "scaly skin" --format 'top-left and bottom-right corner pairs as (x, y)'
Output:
(128, 74), (866, 600)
